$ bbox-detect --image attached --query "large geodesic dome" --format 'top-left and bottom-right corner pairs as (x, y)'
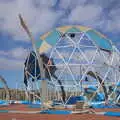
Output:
(24, 26), (120, 103)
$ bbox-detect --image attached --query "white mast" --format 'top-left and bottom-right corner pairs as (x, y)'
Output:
(19, 14), (48, 108)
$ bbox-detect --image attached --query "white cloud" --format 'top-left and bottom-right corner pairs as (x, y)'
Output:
(104, 8), (120, 32)
(10, 47), (29, 59)
(0, 0), (120, 42)
(59, 0), (120, 34)
(0, 57), (24, 70)
(68, 5), (102, 24)
(0, 47), (29, 70)
(0, 47), (28, 60)
(30, 8), (63, 35)
(33, 0), (57, 8)
(59, 0), (87, 10)
(0, 0), (63, 41)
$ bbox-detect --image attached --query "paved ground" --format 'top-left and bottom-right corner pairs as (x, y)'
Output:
(0, 104), (120, 120)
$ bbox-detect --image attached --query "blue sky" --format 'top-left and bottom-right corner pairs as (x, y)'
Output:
(0, 0), (120, 88)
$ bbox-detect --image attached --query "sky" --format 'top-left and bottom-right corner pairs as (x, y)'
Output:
(0, 0), (120, 88)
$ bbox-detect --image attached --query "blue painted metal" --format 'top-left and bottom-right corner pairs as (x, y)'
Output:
(85, 86), (97, 93)
(45, 30), (61, 46)
(0, 110), (8, 113)
(40, 109), (71, 114)
(104, 111), (120, 117)
(35, 39), (42, 48)
(86, 30), (112, 51)
(66, 96), (85, 105)
(91, 103), (120, 109)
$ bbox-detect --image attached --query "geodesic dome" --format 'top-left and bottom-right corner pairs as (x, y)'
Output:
(24, 26), (120, 103)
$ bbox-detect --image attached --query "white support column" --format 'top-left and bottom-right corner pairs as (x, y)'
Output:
(41, 80), (48, 104)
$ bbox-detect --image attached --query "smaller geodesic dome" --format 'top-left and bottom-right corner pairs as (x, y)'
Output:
(24, 26), (120, 103)
(24, 51), (66, 102)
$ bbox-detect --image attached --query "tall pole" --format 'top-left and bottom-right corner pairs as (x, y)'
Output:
(19, 14), (47, 108)
(15, 79), (18, 100)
